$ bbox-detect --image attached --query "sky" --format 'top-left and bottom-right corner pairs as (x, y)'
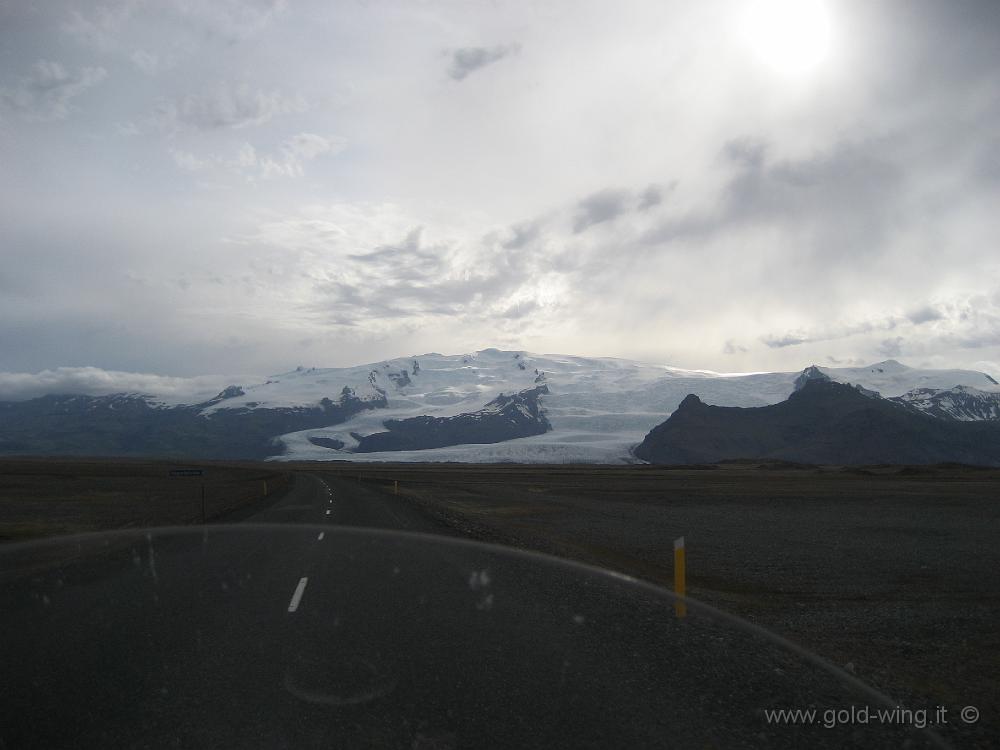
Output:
(1, 0), (999, 396)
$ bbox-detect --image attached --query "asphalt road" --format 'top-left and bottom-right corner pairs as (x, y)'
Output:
(0, 473), (942, 749)
(251, 472), (454, 534)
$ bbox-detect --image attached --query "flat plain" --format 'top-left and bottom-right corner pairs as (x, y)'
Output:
(312, 460), (1000, 746)
(0, 457), (291, 542)
(3, 457), (997, 745)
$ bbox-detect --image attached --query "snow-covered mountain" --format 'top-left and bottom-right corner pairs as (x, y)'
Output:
(2, 350), (997, 462)
(213, 350), (995, 463)
(803, 359), (998, 397)
(890, 385), (1000, 421)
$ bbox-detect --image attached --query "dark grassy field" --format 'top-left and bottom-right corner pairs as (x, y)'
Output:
(309, 460), (1000, 746)
(0, 457), (292, 542)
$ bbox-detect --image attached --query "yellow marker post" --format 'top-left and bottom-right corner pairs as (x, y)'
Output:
(394, 480), (399, 495)
(262, 479), (268, 497)
(674, 536), (687, 619)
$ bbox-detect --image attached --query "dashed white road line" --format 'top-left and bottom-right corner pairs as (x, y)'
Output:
(317, 532), (325, 541)
(287, 577), (309, 613)
(325, 509), (331, 515)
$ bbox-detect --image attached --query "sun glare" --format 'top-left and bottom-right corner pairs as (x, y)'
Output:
(743, 0), (832, 76)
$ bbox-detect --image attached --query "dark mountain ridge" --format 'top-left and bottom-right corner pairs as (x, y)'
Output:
(634, 380), (1000, 466)
(0, 387), (384, 460)
(353, 386), (551, 453)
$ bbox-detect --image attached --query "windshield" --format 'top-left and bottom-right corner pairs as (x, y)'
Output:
(1, 526), (946, 749)
(1, 1), (998, 747)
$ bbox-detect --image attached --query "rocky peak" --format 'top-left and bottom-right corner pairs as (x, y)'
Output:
(793, 365), (831, 392)
(676, 393), (704, 411)
(216, 385), (245, 400)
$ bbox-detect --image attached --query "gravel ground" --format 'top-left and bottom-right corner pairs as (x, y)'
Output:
(313, 462), (1000, 748)
(0, 458), (292, 542)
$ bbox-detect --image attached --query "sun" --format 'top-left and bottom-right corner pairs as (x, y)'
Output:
(743, 0), (832, 76)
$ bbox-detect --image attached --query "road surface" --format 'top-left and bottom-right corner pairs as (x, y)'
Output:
(0, 472), (940, 748)
(249, 472), (454, 534)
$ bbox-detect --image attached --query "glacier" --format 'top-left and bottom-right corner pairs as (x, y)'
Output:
(188, 349), (998, 463)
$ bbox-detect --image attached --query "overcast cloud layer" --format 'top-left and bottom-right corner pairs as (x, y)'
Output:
(1, 0), (999, 391)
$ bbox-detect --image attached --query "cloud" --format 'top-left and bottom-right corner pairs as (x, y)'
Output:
(448, 44), (520, 81)
(171, 0), (287, 41)
(62, 1), (284, 65)
(284, 132), (341, 160)
(168, 133), (344, 179)
(643, 137), (903, 255)
(235, 202), (561, 334)
(61, 2), (140, 51)
(760, 317), (897, 349)
(879, 336), (905, 357)
(573, 189), (630, 233)
(761, 333), (810, 349)
(496, 299), (542, 319)
(0, 60), (107, 122)
(6, 1), (1000, 376)
(258, 133), (346, 178)
(0, 367), (244, 404)
(746, 288), (1000, 372)
(502, 220), (542, 250)
(116, 120), (141, 136)
(723, 339), (748, 355)
(825, 356), (868, 366)
(907, 305), (944, 325)
(347, 227), (443, 280)
(931, 295), (1000, 349)
(170, 148), (207, 171)
(637, 184), (666, 211)
(940, 329), (1000, 350)
(130, 49), (170, 75)
(153, 83), (306, 131)
(761, 302), (957, 352)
